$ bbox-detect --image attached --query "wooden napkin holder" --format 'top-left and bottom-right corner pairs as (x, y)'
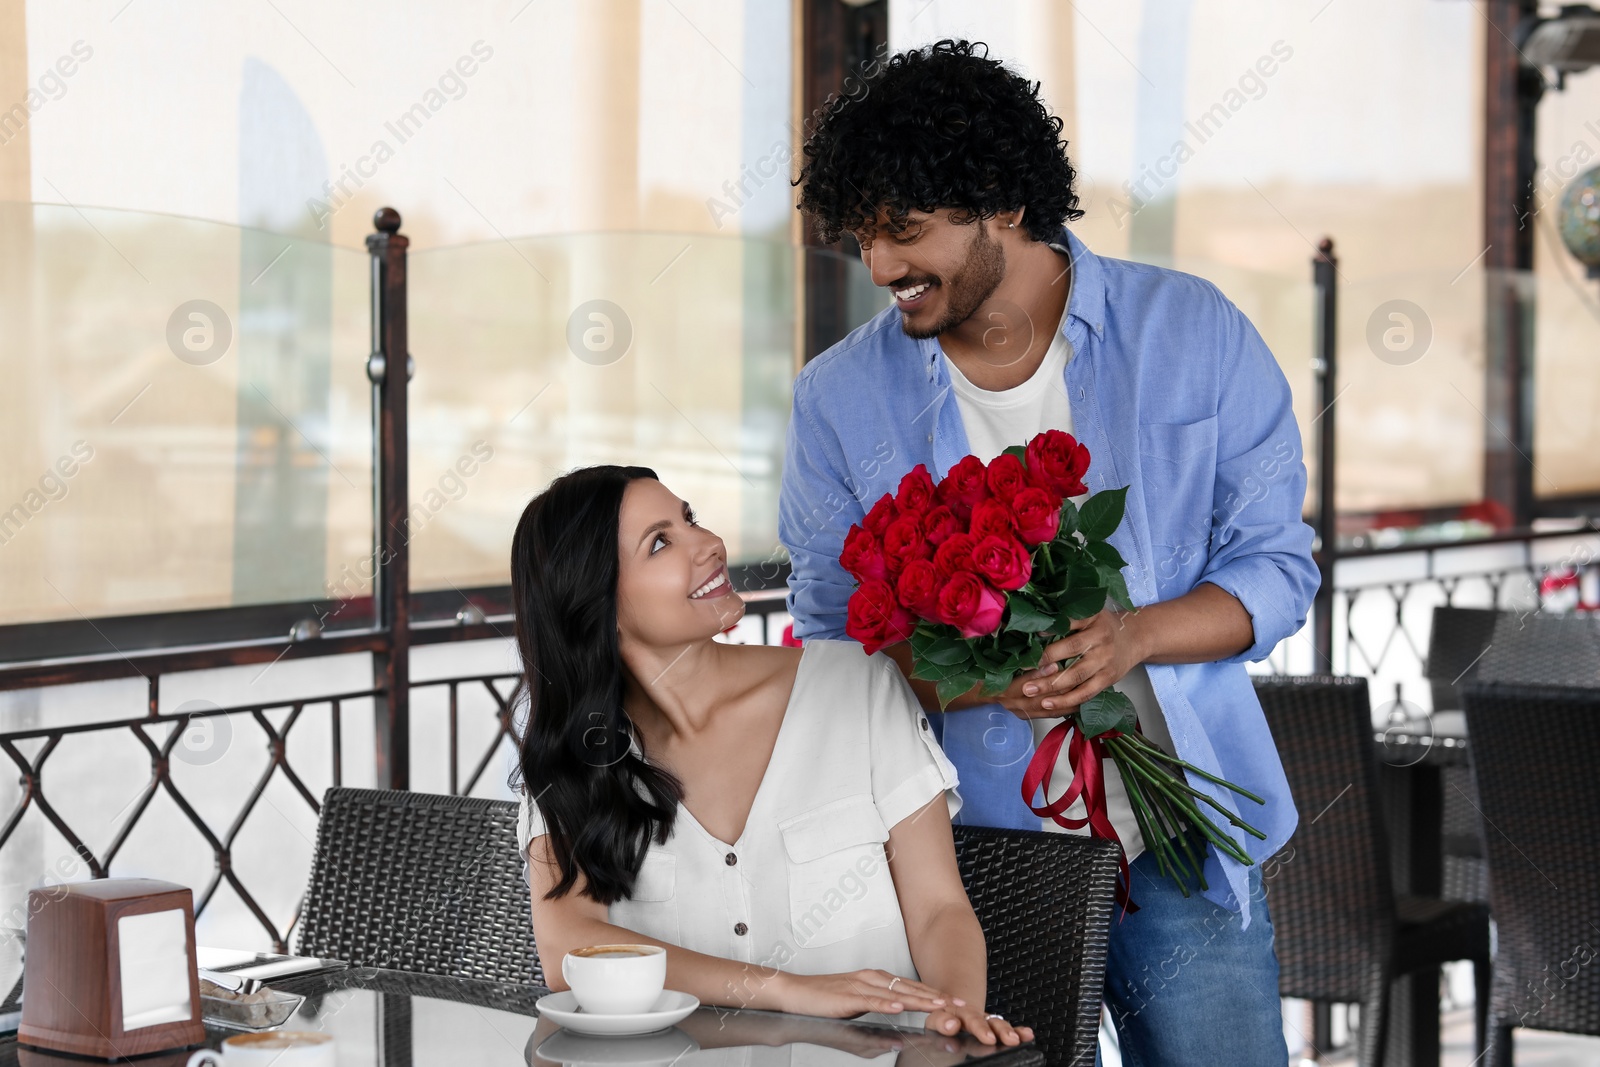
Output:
(18, 878), (206, 1058)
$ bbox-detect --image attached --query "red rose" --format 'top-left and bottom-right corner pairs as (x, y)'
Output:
(1026, 429), (1090, 498)
(881, 513), (930, 576)
(895, 464), (936, 515)
(846, 578), (917, 655)
(922, 505), (963, 547)
(1010, 486), (1061, 545)
(972, 534), (1033, 591)
(840, 525), (887, 582)
(936, 455), (990, 519)
(895, 559), (940, 618)
(985, 452), (1031, 504)
(932, 532), (980, 581)
(934, 572), (1007, 638)
(863, 492), (899, 537)
(969, 497), (1017, 541)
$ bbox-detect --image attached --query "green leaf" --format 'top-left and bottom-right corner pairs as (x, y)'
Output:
(1065, 560), (1100, 590)
(1057, 499), (1079, 538)
(1057, 585), (1107, 622)
(911, 656), (974, 683)
(1085, 540), (1127, 570)
(1002, 444), (1029, 462)
(1101, 569), (1135, 612)
(1078, 486), (1129, 541)
(922, 637), (974, 667)
(936, 670), (984, 710)
(1004, 598), (1055, 634)
(1076, 688), (1136, 738)
(980, 668), (1014, 698)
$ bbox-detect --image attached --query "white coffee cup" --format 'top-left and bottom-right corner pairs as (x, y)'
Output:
(185, 1030), (335, 1066)
(561, 944), (667, 1015)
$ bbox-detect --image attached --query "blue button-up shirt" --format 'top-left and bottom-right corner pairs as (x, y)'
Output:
(777, 228), (1318, 924)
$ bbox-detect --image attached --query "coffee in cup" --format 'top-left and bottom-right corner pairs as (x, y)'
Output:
(185, 1030), (335, 1066)
(561, 943), (667, 1014)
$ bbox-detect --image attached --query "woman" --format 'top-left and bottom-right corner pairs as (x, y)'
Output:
(512, 465), (1031, 1045)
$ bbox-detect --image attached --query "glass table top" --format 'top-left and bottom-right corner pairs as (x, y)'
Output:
(2, 967), (1043, 1067)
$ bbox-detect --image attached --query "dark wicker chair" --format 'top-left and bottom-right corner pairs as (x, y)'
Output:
(297, 789), (1117, 1062)
(1462, 682), (1600, 1066)
(1475, 612), (1600, 688)
(1426, 606), (1501, 712)
(1254, 675), (1490, 1066)
(295, 788), (544, 985)
(951, 826), (1120, 1067)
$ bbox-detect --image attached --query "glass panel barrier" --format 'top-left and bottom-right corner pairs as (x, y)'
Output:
(0, 203), (373, 627)
(405, 234), (887, 593)
(1529, 263), (1600, 499)
(1333, 269), (1488, 514)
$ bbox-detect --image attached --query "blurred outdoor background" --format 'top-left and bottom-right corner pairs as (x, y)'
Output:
(1, 2), (1598, 1063)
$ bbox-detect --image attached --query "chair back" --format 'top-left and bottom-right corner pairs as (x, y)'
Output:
(295, 788), (542, 984)
(1475, 613), (1600, 688)
(1426, 606), (1501, 711)
(952, 825), (1119, 1067)
(1254, 675), (1397, 1001)
(1462, 682), (1600, 1040)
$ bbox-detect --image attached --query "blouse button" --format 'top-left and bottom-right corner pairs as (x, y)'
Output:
(734, 922), (748, 936)
(724, 852), (738, 866)
(919, 716), (930, 731)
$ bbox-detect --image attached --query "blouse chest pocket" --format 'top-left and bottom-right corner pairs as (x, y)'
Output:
(779, 795), (900, 949)
(611, 848), (679, 945)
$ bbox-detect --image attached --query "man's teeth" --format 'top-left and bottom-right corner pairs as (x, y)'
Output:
(894, 283), (930, 301)
(689, 572), (728, 599)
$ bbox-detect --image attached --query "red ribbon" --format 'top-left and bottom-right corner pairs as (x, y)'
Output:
(1022, 719), (1138, 915)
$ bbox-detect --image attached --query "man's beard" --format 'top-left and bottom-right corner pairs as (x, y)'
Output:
(899, 223), (1006, 340)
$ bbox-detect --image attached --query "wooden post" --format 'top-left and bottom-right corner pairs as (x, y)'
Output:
(1482, 0), (1541, 528)
(798, 0), (888, 362)
(367, 207), (410, 791)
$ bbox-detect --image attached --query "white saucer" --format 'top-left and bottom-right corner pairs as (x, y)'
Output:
(536, 990), (701, 1036)
(535, 1026), (700, 1065)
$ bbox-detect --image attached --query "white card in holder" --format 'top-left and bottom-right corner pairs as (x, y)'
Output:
(118, 909), (192, 1030)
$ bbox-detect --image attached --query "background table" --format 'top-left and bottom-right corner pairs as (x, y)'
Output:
(0, 967), (1045, 1067)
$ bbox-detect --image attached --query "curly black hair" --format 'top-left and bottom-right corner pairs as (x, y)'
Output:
(795, 39), (1083, 245)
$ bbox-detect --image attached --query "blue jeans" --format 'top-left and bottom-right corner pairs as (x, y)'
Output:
(1101, 836), (1288, 1067)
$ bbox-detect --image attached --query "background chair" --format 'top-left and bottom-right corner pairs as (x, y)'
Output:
(951, 826), (1120, 1067)
(1426, 605), (1501, 712)
(1462, 682), (1600, 1066)
(1254, 675), (1490, 1066)
(295, 788), (543, 985)
(1474, 612), (1600, 689)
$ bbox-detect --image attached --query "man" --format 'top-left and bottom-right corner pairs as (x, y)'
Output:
(778, 40), (1317, 1064)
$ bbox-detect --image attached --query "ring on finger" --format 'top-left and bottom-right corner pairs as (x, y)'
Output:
(985, 1014), (1003, 1020)
(887, 977), (901, 992)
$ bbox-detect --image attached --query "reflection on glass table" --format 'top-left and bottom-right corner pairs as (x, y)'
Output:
(0, 967), (1041, 1067)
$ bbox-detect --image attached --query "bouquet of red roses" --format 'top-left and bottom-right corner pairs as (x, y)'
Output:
(840, 430), (1264, 904)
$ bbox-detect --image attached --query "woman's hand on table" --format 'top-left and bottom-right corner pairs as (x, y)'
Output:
(777, 969), (958, 1017)
(925, 1005), (1033, 1046)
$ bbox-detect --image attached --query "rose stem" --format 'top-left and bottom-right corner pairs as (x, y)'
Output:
(1114, 751), (1256, 867)
(1117, 742), (1269, 841)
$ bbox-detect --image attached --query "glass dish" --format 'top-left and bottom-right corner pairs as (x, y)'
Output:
(199, 985), (305, 1031)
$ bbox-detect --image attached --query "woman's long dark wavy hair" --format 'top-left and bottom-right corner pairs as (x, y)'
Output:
(795, 39), (1084, 245)
(510, 465), (682, 903)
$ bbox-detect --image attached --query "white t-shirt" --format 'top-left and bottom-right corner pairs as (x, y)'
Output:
(943, 314), (1175, 865)
(517, 640), (962, 987)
